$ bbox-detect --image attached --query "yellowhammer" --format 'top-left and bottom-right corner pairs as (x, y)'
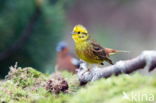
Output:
(72, 24), (127, 67)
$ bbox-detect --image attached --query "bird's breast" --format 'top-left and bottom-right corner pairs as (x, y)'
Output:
(75, 41), (101, 64)
(75, 41), (89, 59)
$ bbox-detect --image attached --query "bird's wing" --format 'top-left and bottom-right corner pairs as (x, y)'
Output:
(90, 41), (108, 60)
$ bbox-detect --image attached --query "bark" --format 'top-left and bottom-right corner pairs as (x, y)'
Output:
(77, 51), (156, 85)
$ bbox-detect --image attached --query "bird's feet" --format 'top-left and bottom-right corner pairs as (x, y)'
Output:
(105, 58), (114, 65)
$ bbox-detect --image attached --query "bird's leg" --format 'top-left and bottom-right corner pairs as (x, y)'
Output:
(79, 62), (92, 72)
(86, 63), (95, 71)
(105, 57), (114, 65)
(79, 61), (96, 71)
(97, 63), (105, 68)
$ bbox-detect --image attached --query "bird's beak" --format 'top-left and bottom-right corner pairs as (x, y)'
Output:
(71, 32), (75, 35)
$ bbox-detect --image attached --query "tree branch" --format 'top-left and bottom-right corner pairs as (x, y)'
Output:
(77, 51), (156, 85)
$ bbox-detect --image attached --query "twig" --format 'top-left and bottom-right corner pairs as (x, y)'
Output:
(77, 51), (156, 85)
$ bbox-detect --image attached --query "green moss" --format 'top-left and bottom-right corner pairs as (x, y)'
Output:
(60, 71), (80, 93)
(0, 68), (75, 103)
(0, 80), (28, 103)
(68, 74), (156, 103)
(0, 68), (156, 103)
(6, 67), (47, 88)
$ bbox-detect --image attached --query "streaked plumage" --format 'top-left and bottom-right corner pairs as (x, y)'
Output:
(72, 25), (127, 65)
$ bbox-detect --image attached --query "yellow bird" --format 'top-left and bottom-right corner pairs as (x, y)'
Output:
(71, 24), (127, 66)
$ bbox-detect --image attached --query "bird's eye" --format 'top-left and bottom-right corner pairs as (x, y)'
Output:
(77, 32), (80, 34)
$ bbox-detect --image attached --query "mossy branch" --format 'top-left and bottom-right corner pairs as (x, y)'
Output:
(77, 51), (156, 85)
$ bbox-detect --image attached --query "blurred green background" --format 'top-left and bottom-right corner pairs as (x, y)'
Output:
(0, 0), (156, 78)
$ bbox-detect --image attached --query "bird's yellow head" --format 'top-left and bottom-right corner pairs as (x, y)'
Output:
(72, 25), (89, 43)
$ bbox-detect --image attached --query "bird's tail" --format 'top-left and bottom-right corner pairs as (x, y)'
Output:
(104, 48), (129, 56)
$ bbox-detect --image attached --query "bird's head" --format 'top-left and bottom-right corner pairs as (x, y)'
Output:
(72, 24), (89, 43)
(56, 41), (68, 52)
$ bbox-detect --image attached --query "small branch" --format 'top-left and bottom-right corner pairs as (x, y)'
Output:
(77, 51), (156, 85)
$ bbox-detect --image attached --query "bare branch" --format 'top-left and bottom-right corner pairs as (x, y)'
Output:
(77, 51), (156, 85)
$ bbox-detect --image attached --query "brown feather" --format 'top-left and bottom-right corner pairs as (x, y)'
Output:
(90, 41), (113, 65)
(90, 41), (107, 60)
